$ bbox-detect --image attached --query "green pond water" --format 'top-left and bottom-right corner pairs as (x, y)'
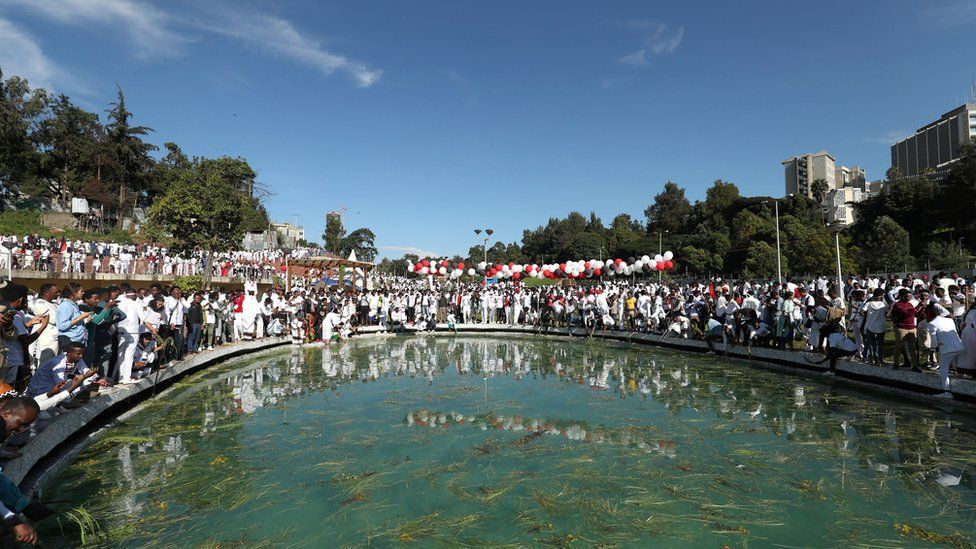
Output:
(37, 336), (976, 547)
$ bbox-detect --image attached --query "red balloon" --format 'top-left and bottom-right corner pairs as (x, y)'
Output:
(496, 264), (504, 271)
(664, 260), (674, 270)
(614, 258), (622, 266)
(594, 268), (602, 276)
(656, 263), (665, 271)
(508, 262), (515, 269)
(440, 260), (448, 267)
(559, 263), (566, 272)
(457, 262), (465, 270)
(421, 259), (430, 267)
(513, 272), (521, 280)
(584, 262), (591, 269)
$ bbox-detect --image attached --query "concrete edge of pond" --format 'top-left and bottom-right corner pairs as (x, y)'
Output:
(9, 337), (289, 493)
(13, 324), (976, 498)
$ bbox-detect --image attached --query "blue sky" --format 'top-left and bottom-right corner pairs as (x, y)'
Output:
(1, 0), (974, 258)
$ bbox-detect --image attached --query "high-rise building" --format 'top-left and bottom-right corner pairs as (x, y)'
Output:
(782, 151), (835, 198)
(890, 103), (976, 177)
(825, 187), (865, 226)
(835, 165), (866, 191)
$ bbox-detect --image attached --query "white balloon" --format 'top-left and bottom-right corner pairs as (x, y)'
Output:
(634, 260), (643, 269)
(467, 268), (476, 276)
(438, 266), (447, 275)
(664, 250), (674, 261)
(641, 255), (650, 263)
(654, 254), (664, 263)
(648, 260), (658, 270)
(477, 261), (487, 270)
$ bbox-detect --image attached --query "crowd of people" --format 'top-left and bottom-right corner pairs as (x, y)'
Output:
(0, 234), (315, 280)
(0, 272), (312, 542)
(0, 239), (973, 543)
(283, 271), (976, 400)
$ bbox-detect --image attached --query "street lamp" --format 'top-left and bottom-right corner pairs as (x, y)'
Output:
(658, 230), (669, 282)
(762, 194), (792, 285)
(474, 228), (493, 285)
(827, 221), (845, 307)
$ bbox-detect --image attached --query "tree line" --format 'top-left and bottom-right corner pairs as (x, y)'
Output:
(0, 68), (268, 232)
(378, 144), (976, 278)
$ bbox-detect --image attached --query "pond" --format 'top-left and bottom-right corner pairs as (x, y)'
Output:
(38, 335), (976, 547)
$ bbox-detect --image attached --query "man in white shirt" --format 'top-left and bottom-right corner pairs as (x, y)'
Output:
(114, 286), (147, 384)
(925, 304), (964, 397)
(164, 287), (188, 357)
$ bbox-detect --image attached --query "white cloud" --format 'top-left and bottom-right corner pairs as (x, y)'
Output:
(616, 20), (683, 66)
(198, 12), (382, 87)
(0, 0), (186, 57)
(0, 0), (382, 88)
(618, 49), (648, 67)
(0, 17), (59, 89)
(380, 246), (441, 259)
(925, 0), (976, 28)
(867, 129), (910, 145)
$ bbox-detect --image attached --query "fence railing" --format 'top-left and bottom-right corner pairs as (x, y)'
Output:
(0, 251), (279, 281)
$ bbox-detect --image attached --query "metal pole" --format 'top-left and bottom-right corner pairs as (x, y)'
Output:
(658, 232), (663, 283)
(285, 256), (290, 293)
(835, 231), (844, 307)
(483, 237), (488, 287)
(775, 199), (782, 285)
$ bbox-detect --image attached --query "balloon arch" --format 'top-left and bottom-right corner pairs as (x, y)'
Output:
(407, 252), (676, 281)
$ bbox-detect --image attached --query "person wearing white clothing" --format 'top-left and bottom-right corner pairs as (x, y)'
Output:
(924, 304), (964, 396)
(29, 284), (60, 364)
(114, 287), (147, 384)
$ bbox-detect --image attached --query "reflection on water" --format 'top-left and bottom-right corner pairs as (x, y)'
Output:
(39, 336), (976, 547)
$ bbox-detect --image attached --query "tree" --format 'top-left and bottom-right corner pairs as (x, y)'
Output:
(645, 181), (692, 234)
(921, 240), (968, 271)
(811, 179), (829, 205)
(860, 215), (911, 272)
(742, 241), (780, 279)
(196, 156), (267, 232)
(681, 245), (723, 276)
(0, 70), (48, 201)
(37, 94), (102, 202)
(606, 213), (646, 259)
(944, 142), (976, 246)
(146, 165), (252, 288)
(105, 85), (157, 227)
(321, 212), (377, 262)
(323, 212), (345, 253)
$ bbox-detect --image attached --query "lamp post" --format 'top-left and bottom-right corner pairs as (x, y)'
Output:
(474, 228), (493, 286)
(658, 230), (668, 282)
(827, 222), (845, 307)
(762, 195), (792, 286)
